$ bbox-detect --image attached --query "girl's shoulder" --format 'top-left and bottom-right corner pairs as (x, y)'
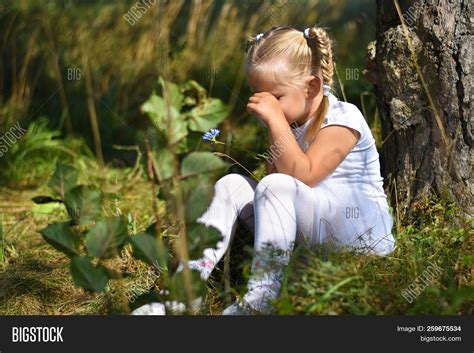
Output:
(325, 95), (365, 124)
(322, 95), (372, 147)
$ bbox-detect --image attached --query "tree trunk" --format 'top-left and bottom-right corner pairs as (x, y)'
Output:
(368, 0), (473, 220)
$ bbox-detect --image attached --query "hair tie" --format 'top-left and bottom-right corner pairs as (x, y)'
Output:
(323, 84), (331, 97)
(255, 32), (264, 41)
(303, 28), (311, 39)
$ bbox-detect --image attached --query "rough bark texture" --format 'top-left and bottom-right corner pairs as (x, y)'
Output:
(368, 0), (473, 219)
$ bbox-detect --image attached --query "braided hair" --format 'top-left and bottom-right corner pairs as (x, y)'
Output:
(246, 25), (334, 144)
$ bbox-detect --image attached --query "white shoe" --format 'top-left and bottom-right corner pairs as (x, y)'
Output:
(165, 297), (203, 314)
(130, 259), (208, 316)
(222, 301), (250, 315)
(130, 297), (203, 315)
(130, 302), (166, 315)
(222, 294), (277, 315)
(222, 299), (266, 315)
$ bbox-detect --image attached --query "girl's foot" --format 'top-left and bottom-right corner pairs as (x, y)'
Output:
(221, 297), (275, 315)
(130, 297), (203, 315)
(130, 302), (166, 315)
(221, 301), (253, 315)
(129, 258), (210, 316)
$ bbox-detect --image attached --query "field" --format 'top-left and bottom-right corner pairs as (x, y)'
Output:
(0, 0), (472, 315)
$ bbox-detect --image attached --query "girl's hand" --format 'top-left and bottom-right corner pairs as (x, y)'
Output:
(247, 92), (286, 127)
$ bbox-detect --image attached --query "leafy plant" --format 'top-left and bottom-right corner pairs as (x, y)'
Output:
(139, 77), (232, 308)
(33, 79), (232, 312)
(0, 118), (98, 187)
(35, 163), (123, 293)
(141, 77), (231, 252)
(34, 162), (175, 296)
(140, 76), (229, 181)
(0, 218), (4, 266)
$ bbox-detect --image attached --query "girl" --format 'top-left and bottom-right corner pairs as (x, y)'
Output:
(132, 25), (395, 315)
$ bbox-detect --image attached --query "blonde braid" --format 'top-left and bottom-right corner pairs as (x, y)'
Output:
(244, 26), (335, 144)
(303, 26), (334, 144)
(305, 26), (334, 86)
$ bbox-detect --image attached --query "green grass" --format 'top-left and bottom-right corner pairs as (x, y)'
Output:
(0, 118), (99, 188)
(0, 165), (471, 315)
(275, 195), (473, 315)
(0, 173), (159, 315)
(0, 217), (4, 266)
(0, 119), (471, 315)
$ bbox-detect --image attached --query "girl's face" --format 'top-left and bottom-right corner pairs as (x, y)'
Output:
(247, 66), (321, 126)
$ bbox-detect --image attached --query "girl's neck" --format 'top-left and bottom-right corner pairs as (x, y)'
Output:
(294, 93), (324, 127)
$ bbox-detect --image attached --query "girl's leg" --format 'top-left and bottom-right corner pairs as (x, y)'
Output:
(131, 173), (257, 316)
(310, 181), (396, 256)
(224, 173), (318, 313)
(221, 174), (395, 315)
(185, 173), (257, 279)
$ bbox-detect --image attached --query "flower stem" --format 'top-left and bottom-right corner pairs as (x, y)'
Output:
(213, 140), (267, 161)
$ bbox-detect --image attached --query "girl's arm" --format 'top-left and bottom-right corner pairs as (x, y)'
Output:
(264, 159), (277, 174)
(246, 92), (359, 187)
(268, 122), (359, 187)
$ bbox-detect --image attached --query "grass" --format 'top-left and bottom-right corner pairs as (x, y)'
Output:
(0, 163), (471, 315)
(0, 172), (159, 315)
(0, 0), (470, 315)
(0, 121), (471, 315)
(276, 194), (473, 315)
(0, 216), (4, 266)
(0, 118), (99, 188)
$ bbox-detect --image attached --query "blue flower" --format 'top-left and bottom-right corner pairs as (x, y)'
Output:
(202, 128), (220, 144)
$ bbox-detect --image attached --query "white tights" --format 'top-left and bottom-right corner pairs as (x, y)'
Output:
(189, 172), (395, 311)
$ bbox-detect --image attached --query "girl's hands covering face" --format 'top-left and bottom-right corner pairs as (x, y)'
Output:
(246, 92), (286, 127)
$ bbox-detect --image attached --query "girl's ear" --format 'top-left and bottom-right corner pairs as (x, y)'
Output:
(304, 75), (322, 99)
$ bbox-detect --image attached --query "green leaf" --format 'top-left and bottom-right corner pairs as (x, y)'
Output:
(48, 163), (79, 198)
(142, 93), (187, 144)
(181, 174), (213, 223)
(168, 117), (188, 144)
(180, 151), (228, 178)
(129, 292), (164, 311)
(64, 185), (102, 225)
(144, 222), (172, 248)
(32, 203), (64, 218)
(32, 196), (63, 204)
(181, 80), (207, 104)
(70, 256), (108, 292)
(187, 222), (223, 260)
(158, 76), (185, 111)
(153, 148), (174, 181)
(187, 98), (229, 132)
(40, 222), (80, 257)
(168, 269), (206, 306)
(175, 137), (189, 154)
(141, 94), (172, 129)
(85, 217), (128, 259)
(129, 233), (168, 269)
(144, 222), (159, 236)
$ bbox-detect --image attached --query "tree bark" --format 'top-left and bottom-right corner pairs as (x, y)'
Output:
(368, 0), (473, 219)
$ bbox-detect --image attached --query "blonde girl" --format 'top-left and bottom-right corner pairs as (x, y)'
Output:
(132, 25), (395, 316)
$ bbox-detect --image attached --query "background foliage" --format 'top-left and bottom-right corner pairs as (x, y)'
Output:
(0, 0), (471, 315)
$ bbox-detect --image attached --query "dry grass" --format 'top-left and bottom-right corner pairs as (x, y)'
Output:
(0, 176), (165, 315)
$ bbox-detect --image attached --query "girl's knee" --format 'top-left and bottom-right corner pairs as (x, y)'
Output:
(215, 173), (257, 197)
(216, 173), (247, 189)
(255, 173), (301, 196)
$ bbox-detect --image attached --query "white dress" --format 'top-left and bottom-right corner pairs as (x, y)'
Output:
(290, 94), (395, 255)
(130, 94), (396, 315)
